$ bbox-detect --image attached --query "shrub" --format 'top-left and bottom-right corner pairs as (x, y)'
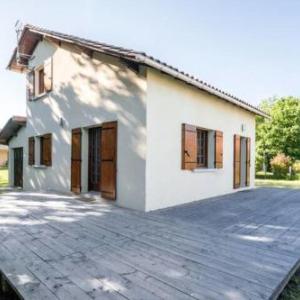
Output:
(270, 153), (292, 179)
(293, 161), (300, 173)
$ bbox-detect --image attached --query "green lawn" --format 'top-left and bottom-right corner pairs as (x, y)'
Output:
(255, 171), (300, 189)
(255, 179), (300, 189)
(0, 168), (8, 187)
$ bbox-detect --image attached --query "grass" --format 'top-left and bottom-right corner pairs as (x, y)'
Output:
(255, 171), (300, 189)
(0, 167), (8, 187)
(279, 272), (300, 300)
(255, 179), (300, 188)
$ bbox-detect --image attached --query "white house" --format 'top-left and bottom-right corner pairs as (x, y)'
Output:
(0, 24), (267, 211)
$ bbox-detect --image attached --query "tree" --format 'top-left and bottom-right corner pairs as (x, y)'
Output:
(256, 97), (300, 171)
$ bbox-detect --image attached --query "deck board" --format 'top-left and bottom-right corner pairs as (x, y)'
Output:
(0, 188), (300, 299)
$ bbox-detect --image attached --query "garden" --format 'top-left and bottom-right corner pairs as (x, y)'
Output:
(255, 97), (300, 189)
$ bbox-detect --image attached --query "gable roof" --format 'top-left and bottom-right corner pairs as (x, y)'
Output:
(8, 24), (268, 118)
(0, 116), (27, 145)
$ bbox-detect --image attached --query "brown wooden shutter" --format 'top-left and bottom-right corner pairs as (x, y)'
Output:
(100, 121), (117, 200)
(233, 134), (241, 189)
(28, 137), (35, 165)
(246, 137), (251, 186)
(44, 57), (53, 92)
(71, 128), (82, 193)
(182, 124), (197, 170)
(42, 134), (52, 166)
(214, 131), (223, 169)
(26, 71), (35, 101)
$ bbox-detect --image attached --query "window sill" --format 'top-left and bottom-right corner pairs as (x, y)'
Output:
(193, 168), (220, 173)
(30, 91), (51, 101)
(32, 164), (48, 169)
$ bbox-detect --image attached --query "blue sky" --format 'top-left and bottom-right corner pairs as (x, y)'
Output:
(0, 0), (299, 127)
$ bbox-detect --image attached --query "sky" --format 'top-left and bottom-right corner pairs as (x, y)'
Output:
(0, 0), (299, 127)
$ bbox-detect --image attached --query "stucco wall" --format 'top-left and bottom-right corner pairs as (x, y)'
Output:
(145, 68), (256, 211)
(8, 38), (257, 212)
(15, 39), (147, 210)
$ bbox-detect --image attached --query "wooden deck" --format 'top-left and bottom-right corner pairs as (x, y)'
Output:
(0, 188), (300, 299)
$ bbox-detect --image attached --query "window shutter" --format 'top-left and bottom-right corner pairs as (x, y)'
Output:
(28, 137), (35, 165)
(233, 134), (241, 189)
(182, 124), (197, 170)
(214, 131), (223, 169)
(26, 71), (35, 101)
(43, 134), (52, 166)
(71, 128), (82, 193)
(100, 121), (117, 200)
(246, 137), (251, 186)
(44, 57), (53, 92)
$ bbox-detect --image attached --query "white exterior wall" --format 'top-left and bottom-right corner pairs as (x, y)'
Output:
(12, 39), (147, 211)
(8, 39), (257, 212)
(145, 69), (255, 211)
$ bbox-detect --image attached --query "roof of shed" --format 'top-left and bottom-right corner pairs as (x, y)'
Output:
(7, 24), (268, 118)
(0, 116), (27, 145)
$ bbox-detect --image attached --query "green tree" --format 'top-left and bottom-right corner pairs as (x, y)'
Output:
(256, 97), (300, 171)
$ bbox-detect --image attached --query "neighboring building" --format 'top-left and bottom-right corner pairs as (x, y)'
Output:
(0, 24), (267, 211)
(0, 144), (8, 167)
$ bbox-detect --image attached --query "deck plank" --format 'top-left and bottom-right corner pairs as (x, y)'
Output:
(0, 188), (300, 299)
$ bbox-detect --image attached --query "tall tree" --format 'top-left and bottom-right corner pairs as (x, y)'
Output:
(256, 97), (300, 171)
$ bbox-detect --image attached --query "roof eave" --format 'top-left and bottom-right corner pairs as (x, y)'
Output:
(0, 116), (27, 145)
(8, 25), (139, 73)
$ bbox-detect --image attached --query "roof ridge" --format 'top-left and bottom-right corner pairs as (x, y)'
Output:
(24, 24), (146, 55)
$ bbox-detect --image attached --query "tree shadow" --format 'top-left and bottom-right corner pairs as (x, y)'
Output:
(25, 45), (147, 209)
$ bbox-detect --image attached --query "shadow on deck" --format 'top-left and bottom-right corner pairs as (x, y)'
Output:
(0, 188), (300, 299)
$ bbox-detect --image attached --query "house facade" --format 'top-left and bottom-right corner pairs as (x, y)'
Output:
(0, 25), (267, 211)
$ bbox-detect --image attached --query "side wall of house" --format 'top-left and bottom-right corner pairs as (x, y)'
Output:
(21, 39), (147, 210)
(145, 68), (256, 211)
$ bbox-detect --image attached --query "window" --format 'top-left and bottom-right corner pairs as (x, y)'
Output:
(38, 68), (45, 95)
(197, 129), (208, 168)
(182, 123), (223, 170)
(27, 58), (53, 100)
(40, 134), (52, 166)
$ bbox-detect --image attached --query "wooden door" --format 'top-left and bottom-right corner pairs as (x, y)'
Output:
(100, 121), (117, 200)
(246, 137), (251, 186)
(88, 127), (101, 191)
(233, 135), (241, 189)
(14, 148), (23, 188)
(71, 128), (82, 193)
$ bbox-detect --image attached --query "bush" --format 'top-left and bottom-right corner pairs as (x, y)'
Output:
(293, 161), (300, 173)
(270, 153), (292, 179)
